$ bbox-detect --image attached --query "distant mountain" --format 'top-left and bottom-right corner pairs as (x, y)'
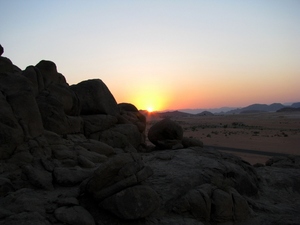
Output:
(226, 103), (285, 114)
(277, 107), (300, 112)
(141, 102), (300, 116)
(291, 102), (300, 108)
(196, 111), (214, 116)
(157, 110), (194, 118)
(180, 107), (236, 114)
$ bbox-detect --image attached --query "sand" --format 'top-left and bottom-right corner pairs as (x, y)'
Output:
(146, 112), (300, 165)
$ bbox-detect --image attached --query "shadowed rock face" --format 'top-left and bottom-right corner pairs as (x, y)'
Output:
(70, 79), (119, 116)
(148, 118), (184, 149)
(0, 44), (3, 56)
(1, 49), (300, 225)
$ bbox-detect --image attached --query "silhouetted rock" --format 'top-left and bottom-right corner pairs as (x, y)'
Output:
(148, 118), (184, 149)
(70, 79), (119, 116)
(118, 103), (146, 133)
(0, 44), (3, 56)
(36, 60), (67, 87)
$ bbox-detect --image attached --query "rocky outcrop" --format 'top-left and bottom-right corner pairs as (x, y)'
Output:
(1, 47), (299, 225)
(70, 79), (119, 116)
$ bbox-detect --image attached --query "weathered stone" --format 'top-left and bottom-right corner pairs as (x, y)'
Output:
(0, 177), (14, 197)
(56, 197), (79, 206)
(100, 185), (160, 220)
(1, 211), (50, 225)
(53, 166), (94, 186)
(35, 60), (67, 87)
(54, 206), (95, 225)
(211, 188), (233, 222)
(37, 92), (83, 134)
(75, 146), (107, 163)
(118, 103), (146, 133)
(22, 165), (53, 190)
(52, 145), (77, 160)
(78, 139), (115, 156)
(173, 184), (212, 221)
(78, 155), (96, 168)
(0, 44), (3, 56)
(231, 189), (251, 220)
(86, 153), (153, 200)
(0, 92), (24, 159)
(0, 56), (16, 73)
(22, 65), (45, 96)
(46, 83), (81, 116)
(0, 72), (44, 139)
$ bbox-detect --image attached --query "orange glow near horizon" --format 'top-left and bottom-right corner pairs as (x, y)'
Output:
(131, 90), (170, 111)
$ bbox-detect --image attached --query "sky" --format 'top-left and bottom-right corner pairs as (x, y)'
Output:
(1, 0), (299, 111)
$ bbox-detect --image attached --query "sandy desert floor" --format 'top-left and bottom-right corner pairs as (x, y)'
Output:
(146, 112), (300, 165)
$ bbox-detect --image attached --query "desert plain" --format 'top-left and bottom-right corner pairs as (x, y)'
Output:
(146, 111), (300, 165)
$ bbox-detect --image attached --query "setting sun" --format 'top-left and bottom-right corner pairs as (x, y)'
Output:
(147, 107), (154, 112)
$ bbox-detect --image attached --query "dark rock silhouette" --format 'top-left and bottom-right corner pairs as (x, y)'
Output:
(0, 44), (3, 56)
(1, 49), (300, 224)
(148, 118), (183, 149)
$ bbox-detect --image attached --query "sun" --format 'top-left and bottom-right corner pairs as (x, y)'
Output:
(147, 106), (154, 113)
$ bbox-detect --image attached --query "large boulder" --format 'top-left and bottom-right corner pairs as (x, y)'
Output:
(0, 91), (24, 159)
(0, 69), (44, 159)
(35, 60), (67, 87)
(0, 44), (3, 56)
(148, 118), (183, 149)
(22, 65), (45, 96)
(36, 91), (83, 134)
(118, 103), (146, 133)
(70, 79), (119, 116)
(0, 72), (44, 139)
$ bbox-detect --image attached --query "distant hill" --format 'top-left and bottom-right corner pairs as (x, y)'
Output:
(226, 103), (285, 114)
(291, 102), (300, 108)
(196, 111), (214, 116)
(277, 107), (300, 112)
(180, 107), (235, 114)
(157, 110), (194, 118)
(141, 102), (300, 116)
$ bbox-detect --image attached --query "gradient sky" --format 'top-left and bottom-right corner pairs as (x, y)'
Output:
(1, 1), (299, 111)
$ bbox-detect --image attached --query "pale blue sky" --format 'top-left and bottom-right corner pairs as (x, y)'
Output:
(1, 0), (299, 110)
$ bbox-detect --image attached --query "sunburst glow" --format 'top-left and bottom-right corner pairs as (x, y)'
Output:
(147, 107), (154, 112)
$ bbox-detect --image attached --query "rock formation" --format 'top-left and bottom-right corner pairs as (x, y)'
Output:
(1, 45), (300, 224)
